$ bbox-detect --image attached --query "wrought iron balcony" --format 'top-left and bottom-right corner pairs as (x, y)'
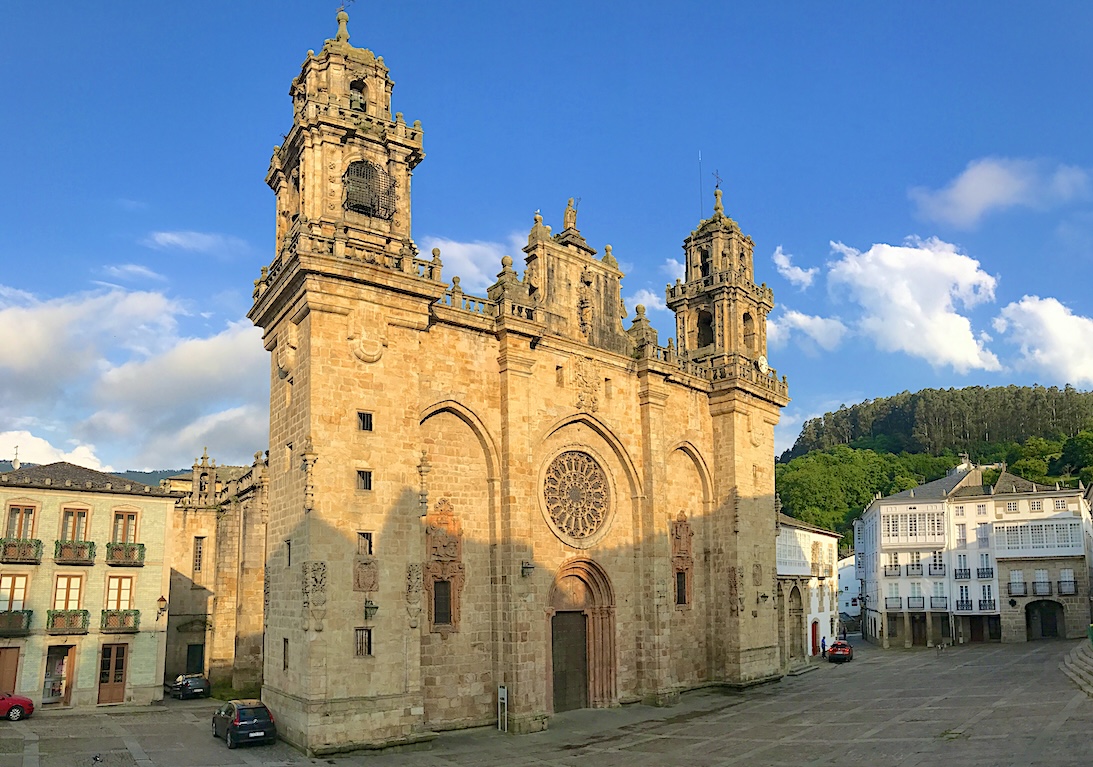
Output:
(0, 538), (42, 564)
(907, 596), (925, 610)
(884, 565), (901, 577)
(0, 610), (32, 637)
(1032, 581), (1053, 596)
(105, 542), (145, 567)
(1058, 580), (1078, 596)
(885, 596), (902, 609)
(54, 539), (95, 565)
(906, 564), (924, 576)
(956, 600), (973, 611)
(101, 609), (140, 633)
(930, 596), (948, 609)
(929, 564), (946, 576)
(979, 599), (997, 611)
(977, 567), (994, 579)
(46, 609), (90, 635)
(954, 568), (971, 580)
(1007, 582), (1027, 596)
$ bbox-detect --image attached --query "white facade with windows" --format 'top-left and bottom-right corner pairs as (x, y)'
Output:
(837, 555), (860, 620)
(776, 515), (841, 667)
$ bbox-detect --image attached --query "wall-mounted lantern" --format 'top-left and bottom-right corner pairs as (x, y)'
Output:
(156, 595), (168, 620)
(520, 561), (535, 578)
(364, 599), (379, 620)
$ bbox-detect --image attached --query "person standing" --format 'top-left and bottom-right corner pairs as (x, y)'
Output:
(821, 636), (827, 658)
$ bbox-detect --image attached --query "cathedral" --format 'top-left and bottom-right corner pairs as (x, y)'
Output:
(248, 11), (789, 754)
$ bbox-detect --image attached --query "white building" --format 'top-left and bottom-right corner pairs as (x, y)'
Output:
(856, 464), (1093, 648)
(776, 514), (841, 666)
(837, 555), (860, 622)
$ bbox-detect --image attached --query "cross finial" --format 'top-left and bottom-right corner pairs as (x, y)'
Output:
(712, 169), (723, 190)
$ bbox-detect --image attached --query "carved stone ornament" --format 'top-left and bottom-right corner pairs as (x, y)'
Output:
(354, 557), (379, 592)
(671, 511), (695, 609)
(302, 561), (328, 631)
(276, 325), (298, 380)
(543, 451), (611, 546)
(346, 309), (386, 364)
(406, 563), (423, 628)
(573, 357), (599, 413)
(423, 498), (465, 637)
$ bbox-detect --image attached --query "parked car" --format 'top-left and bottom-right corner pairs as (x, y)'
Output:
(170, 674), (211, 699)
(211, 700), (276, 748)
(827, 640), (853, 662)
(0, 693), (34, 721)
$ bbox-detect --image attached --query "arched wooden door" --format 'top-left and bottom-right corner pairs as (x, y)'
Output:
(548, 559), (617, 712)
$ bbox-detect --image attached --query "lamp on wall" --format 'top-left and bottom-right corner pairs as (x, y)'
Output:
(156, 595), (168, 620)
(758, 592), (769, 604)
(520, 561), (535, 578)
(363, 599), (379, 620)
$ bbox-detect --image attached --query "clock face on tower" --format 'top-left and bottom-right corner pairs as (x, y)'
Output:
(757, 355), (769, 375)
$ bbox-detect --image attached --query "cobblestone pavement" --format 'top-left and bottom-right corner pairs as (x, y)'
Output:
(1, 638), (1090, 767)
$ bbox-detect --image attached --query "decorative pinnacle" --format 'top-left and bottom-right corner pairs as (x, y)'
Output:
(335, 10), (350, 43)
(713, 188), (724, 216)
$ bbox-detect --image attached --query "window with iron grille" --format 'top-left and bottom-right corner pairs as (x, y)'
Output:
(433, 580), (452, 625)
(675, 570), (688, 606)
(344, 161), (396, 220)
(356, 470), (373, 491)
(357, 411), (373, 431)
(355, 627), (373, 657)
(192, 537), (205, 573)
(357, 532), (373, 556)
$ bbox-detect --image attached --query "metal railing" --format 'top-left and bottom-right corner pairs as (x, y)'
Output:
(1007, 583), (1027, 596)
(1058, 580), (1078, 596)
(885, 597), (902, 609)
(54, 539), (95, 565)
(929, 564), (946, 576)
(883, 565), (901, 577)
(930, 596), (948, 609)
(955, 600), (973, 611)
(907, 596), (925, 610)
(954, 569), (971, 580)
(105, 542), (146, 566)
(101, 609), (140, 633)
(46, 609), (90, 635)
(0, 538), (42, 564)
(977, 568), (994, 579)
(979, 599), (997, 611)
(906, 564), (924, 576)
(1032, 581), (1053, 596)
(0, 610), (31, 636)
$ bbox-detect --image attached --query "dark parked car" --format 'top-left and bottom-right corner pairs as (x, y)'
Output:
(170, 674), (211, 699)
(0, 693), (33, 721)
(827, 640), (853, 662)
(212, 700), (276, 748)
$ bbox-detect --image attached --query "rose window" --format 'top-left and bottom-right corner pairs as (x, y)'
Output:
(543, 451), (610, 540)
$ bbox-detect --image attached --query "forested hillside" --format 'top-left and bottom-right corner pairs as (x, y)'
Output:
(781, 385), (1093, 461)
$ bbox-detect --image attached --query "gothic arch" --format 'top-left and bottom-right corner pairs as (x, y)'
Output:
(419, 400), (500, 481)
(537, 413), (642, 501)
(547, 558), (618, 710)
(666, 440), (713, 506)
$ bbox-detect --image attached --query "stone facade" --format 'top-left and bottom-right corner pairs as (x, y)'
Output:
(248, 12), (788, 754)
(0, 463), (173, 708)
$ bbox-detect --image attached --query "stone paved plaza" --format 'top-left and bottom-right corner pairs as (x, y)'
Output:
(2, 638), (1091, 767)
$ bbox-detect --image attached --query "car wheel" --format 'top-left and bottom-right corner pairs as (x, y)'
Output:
(226, 731), (236, 749)
(7, 706), (24, 722)
(211, 722), (217, 738)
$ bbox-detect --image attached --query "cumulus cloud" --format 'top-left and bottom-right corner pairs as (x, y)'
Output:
(102, 264), (166, 282)
(773, 309), (847, 351)
(772, 246), (818, 289)
(0, 431), (111, 472)
(142, 230), (249, 254)
(910, 157), (1090, 229)
(419, 234), (525, 295)
(993, 296), (1093, 385)
(626, 288), (667, 313)
(660, 258), (685, 283)
(827, 237), (1000, 373)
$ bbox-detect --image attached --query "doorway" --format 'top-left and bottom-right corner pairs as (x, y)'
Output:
(551, 612), (588, 712)
(97, 644), (128, 704)
(969, 616), (984, 642)
(0, 648), (18, 694)
(811, 620), (819, 655)
(43, 646), (75, 705)
(186, 643), (205, 675)
(911, 615), (927, 646)
(1026, 600), (1064, 639)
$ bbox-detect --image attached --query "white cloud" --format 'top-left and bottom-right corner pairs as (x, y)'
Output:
(626, 288), (667, 313)
(910, 157), (1090, 229)
(142, 230), (249, 254)
(771, 246), (818, 289)
(775, 309), (847, 351)
(102, 264), (166, 282)
(827, 237), (1000, 373)
(0, 430), (111, 472)
(419, 234), (525, 295)
(993, 296), (1093, 385)
(660, 258), (685, 283)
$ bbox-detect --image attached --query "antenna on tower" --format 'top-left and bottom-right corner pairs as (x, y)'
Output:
(12, 446), (19, 472)
(698, 151), (703, 218)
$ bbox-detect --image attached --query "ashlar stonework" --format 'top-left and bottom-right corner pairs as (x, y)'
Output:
(248, 11), (789, 755)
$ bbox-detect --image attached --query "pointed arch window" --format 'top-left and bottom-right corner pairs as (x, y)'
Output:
(345, 161), (396, 220)
(743, 312), (756, 354)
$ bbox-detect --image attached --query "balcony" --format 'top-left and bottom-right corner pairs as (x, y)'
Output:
(979, 599), (997, 611)
(885, 597), (902, 609)
(54, 539), (95, 566)
(105, 542), (145, 567)
(929, 564), (946, 576)
(1059, 580), (1078, 596)
(977, 568), (994, 579)
(884, 565), (901, 577)
(906, 564), (924, 576)
(1008, 583), (1027, 596)
(46, 609), (90, 635)
(907, 596), (925, 610)
(1032, 581), (1053, 596)
(956, 538), (967, 548)
(101, 609), (140, 633)
(0, 610), (32, 637)
(956, 600), (973, 611)
(954, 569), (971, 580)
(930, 596), (948, 609)
(0, 538), (42, 564)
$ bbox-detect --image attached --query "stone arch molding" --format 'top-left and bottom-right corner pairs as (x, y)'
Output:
(666, 440), (713, 507)
(418, 400), (500, 482)
(548, 558), (618, 709)
(536, 412), (643, 501)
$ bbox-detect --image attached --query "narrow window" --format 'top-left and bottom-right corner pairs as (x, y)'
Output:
(286, 540), (292, 567)
(193, 537), (205, 574)
(675, 570), (688, 606)
(6, 506), (34, 539)
(433, 580), (452, 625)
(60, 509), (88, 541)
(357, 411), (373, 431)
(112, 511), (137, 543)
(555, 366), (564, 386)
(355, 627), (373, 657)
(357, 532), (373, 556)
(283, 638), (289, 671)
(356, 470), (373, 491)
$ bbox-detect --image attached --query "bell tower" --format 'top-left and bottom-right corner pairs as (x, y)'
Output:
(266, 9), (424, 263)
(666, 188), (773, 368)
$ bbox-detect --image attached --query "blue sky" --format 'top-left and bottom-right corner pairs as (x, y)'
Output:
(2, 3), (1092, 471)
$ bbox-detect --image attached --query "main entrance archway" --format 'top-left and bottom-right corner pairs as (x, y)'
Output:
(548, 559), (617, 712)
(1026, 600), (1064, 639)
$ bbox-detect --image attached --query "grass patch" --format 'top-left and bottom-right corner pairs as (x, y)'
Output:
(211, 682), (262, 701)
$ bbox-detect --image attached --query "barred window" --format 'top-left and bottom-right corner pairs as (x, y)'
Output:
(345, 161), (396, 220)
(433, 580), (452, 625)
(357, 532), (373, 556)
(355, 627), (373, 657)
(356, 470), (373, 491)
(675, 570), (688, 606)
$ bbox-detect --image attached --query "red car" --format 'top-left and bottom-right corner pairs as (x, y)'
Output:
(0, 693), (33, 721)
(827, 640), (853, 662)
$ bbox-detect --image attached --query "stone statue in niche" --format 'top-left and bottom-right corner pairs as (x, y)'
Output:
(564, 197), (578, 230)
(577, 266), (593, 338)
(752, 562), (762, 586)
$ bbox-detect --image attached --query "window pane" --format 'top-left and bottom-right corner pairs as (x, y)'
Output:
(434, 580), (452, 624)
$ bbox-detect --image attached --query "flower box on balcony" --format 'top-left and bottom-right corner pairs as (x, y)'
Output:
(0, 610), (32, 637)
(0, 538), (42, 564)
(46, 609), (90, 635)
(105, 542), (145, 567)
(101, 609), (140, 633)
(54, 540), (95, 565)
